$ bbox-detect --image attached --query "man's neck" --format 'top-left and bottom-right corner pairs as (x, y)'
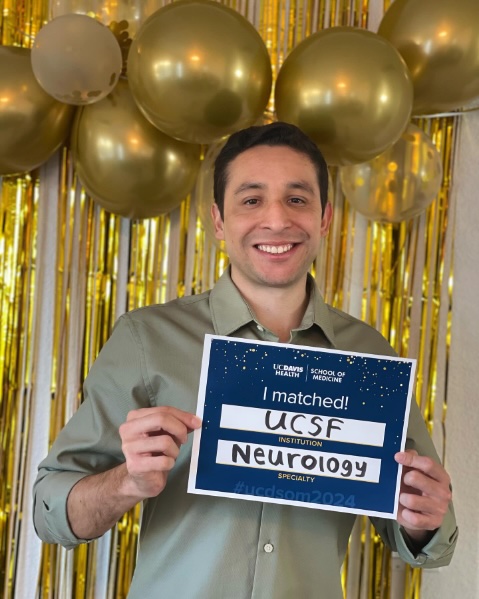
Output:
(230, 272), (310, 343)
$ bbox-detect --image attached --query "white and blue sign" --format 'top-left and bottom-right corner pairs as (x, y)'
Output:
(188, 335), (416, 518)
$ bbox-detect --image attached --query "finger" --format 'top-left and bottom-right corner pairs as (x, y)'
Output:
(127, 454), (176, 474)
(398, 448), (418, 458)
(121, 412), (191, 445)
(127, 406), (202, 431)
(397, 507), (443, 531)
(148, 430), (182, 452)
(403, 470), (452, 502)
(395, 452), (450, 486)
(123, 435), (181, 461)
(121, 416), (187, 446)
(399, 492), (449, 517)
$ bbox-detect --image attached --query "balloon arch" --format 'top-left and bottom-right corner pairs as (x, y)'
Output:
(2, 0), (478, 220)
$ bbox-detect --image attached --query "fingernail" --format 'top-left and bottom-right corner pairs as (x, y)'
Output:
(192, 415), (202, 427)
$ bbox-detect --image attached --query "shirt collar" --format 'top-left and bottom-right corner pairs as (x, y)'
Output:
(209, 267), (336, 347)
(305, 276), (337, 347)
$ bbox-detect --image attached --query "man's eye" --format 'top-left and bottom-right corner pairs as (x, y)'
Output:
(289, 197), (305, 204)
(244, 198), (258, 205)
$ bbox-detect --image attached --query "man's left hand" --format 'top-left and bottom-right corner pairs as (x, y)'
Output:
(394, 449), (452, 546)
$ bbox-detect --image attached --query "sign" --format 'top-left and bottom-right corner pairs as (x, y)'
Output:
(188, 335), (416, 518)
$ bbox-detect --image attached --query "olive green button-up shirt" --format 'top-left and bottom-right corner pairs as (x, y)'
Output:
(33, 270), (457, 599)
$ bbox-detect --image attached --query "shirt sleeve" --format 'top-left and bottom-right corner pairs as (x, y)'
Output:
(32, 314), (153, 549)
(371, 399), (458, 568)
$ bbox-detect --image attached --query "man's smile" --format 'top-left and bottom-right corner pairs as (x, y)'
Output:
(255, 243), (296, 255)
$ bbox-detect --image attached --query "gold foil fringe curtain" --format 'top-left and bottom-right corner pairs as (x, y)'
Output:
(0, 1), (456, 598)
(314, 114), (457, 599)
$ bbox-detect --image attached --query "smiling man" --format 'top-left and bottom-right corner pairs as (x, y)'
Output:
(211, 142), (331, 343)
(33, 122), (457, 599)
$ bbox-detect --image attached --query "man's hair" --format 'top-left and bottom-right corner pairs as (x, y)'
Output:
(213, 121), (329, 219)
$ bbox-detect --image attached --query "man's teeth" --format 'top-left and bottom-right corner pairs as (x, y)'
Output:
(257, 244), (294, 254)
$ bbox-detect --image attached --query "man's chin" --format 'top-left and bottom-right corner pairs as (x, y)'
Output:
(252, 272), (307, 289)
(229, 262), (310, 291)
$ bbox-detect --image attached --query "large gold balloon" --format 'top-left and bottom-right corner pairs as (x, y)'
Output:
(31, 14), (122, 105)
(127, 0), (272, 144)
(378, 0), (479, 114)
(0, 47), (74, 176)
(339, 124), (443, 223)
(71, 79), (201, 219)
(275, 27), (413, 166)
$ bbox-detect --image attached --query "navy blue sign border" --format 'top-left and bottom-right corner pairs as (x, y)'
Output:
(189, 335), (415, 518)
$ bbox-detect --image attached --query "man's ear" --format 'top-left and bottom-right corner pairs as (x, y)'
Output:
(211, 203), (225, 240)
(320, 202), (333, 237)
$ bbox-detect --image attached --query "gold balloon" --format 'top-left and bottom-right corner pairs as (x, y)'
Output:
(127, 0), (272, 144)
(31, 14), (122, 105)
(339, 124), (443, 223)
(378, 0), (479, 114)
(275, 27), (413, 166)
(0, 46), (74, 176)
(71, 79), (201, 219)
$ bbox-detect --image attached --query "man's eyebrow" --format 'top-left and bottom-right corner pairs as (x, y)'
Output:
(233, 180), (316, 195)
(286, 180), (315, 194)
(233, 182), (266, 195)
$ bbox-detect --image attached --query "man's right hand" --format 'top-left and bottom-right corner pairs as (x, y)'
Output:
(67, 406), (201, 540)
(119, 406), (202, 500)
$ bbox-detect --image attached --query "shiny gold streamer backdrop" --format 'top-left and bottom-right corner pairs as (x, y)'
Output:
(0, 1), (455, 598)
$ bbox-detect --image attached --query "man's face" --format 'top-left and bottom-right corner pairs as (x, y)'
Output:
(211, 144), (332, 293)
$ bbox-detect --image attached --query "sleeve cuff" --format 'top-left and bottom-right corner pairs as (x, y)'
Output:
(392, 510), (458, 568)
(34, 471), (94, 549)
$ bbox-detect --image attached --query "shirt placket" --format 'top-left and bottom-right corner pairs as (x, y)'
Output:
(250, 503), (281, 598)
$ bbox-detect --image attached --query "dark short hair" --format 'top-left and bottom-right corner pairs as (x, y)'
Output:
(213, 121), (329, 219)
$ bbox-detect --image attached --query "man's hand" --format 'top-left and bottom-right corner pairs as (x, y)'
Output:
(119, 406), (202, 500)
(67, 406), (201, 540)
(394, 449), (452, 546)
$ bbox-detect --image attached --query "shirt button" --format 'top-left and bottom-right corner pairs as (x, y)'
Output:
(264, 543), (274, 553)
(257, 324), (264, 332)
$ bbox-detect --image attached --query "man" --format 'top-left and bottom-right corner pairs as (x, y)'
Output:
(34, 122), (457, 598)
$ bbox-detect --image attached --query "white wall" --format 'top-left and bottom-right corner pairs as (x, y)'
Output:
(422, 113), (479, 599)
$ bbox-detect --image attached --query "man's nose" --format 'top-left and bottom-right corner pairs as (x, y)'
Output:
(260, 201), (292, 230)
